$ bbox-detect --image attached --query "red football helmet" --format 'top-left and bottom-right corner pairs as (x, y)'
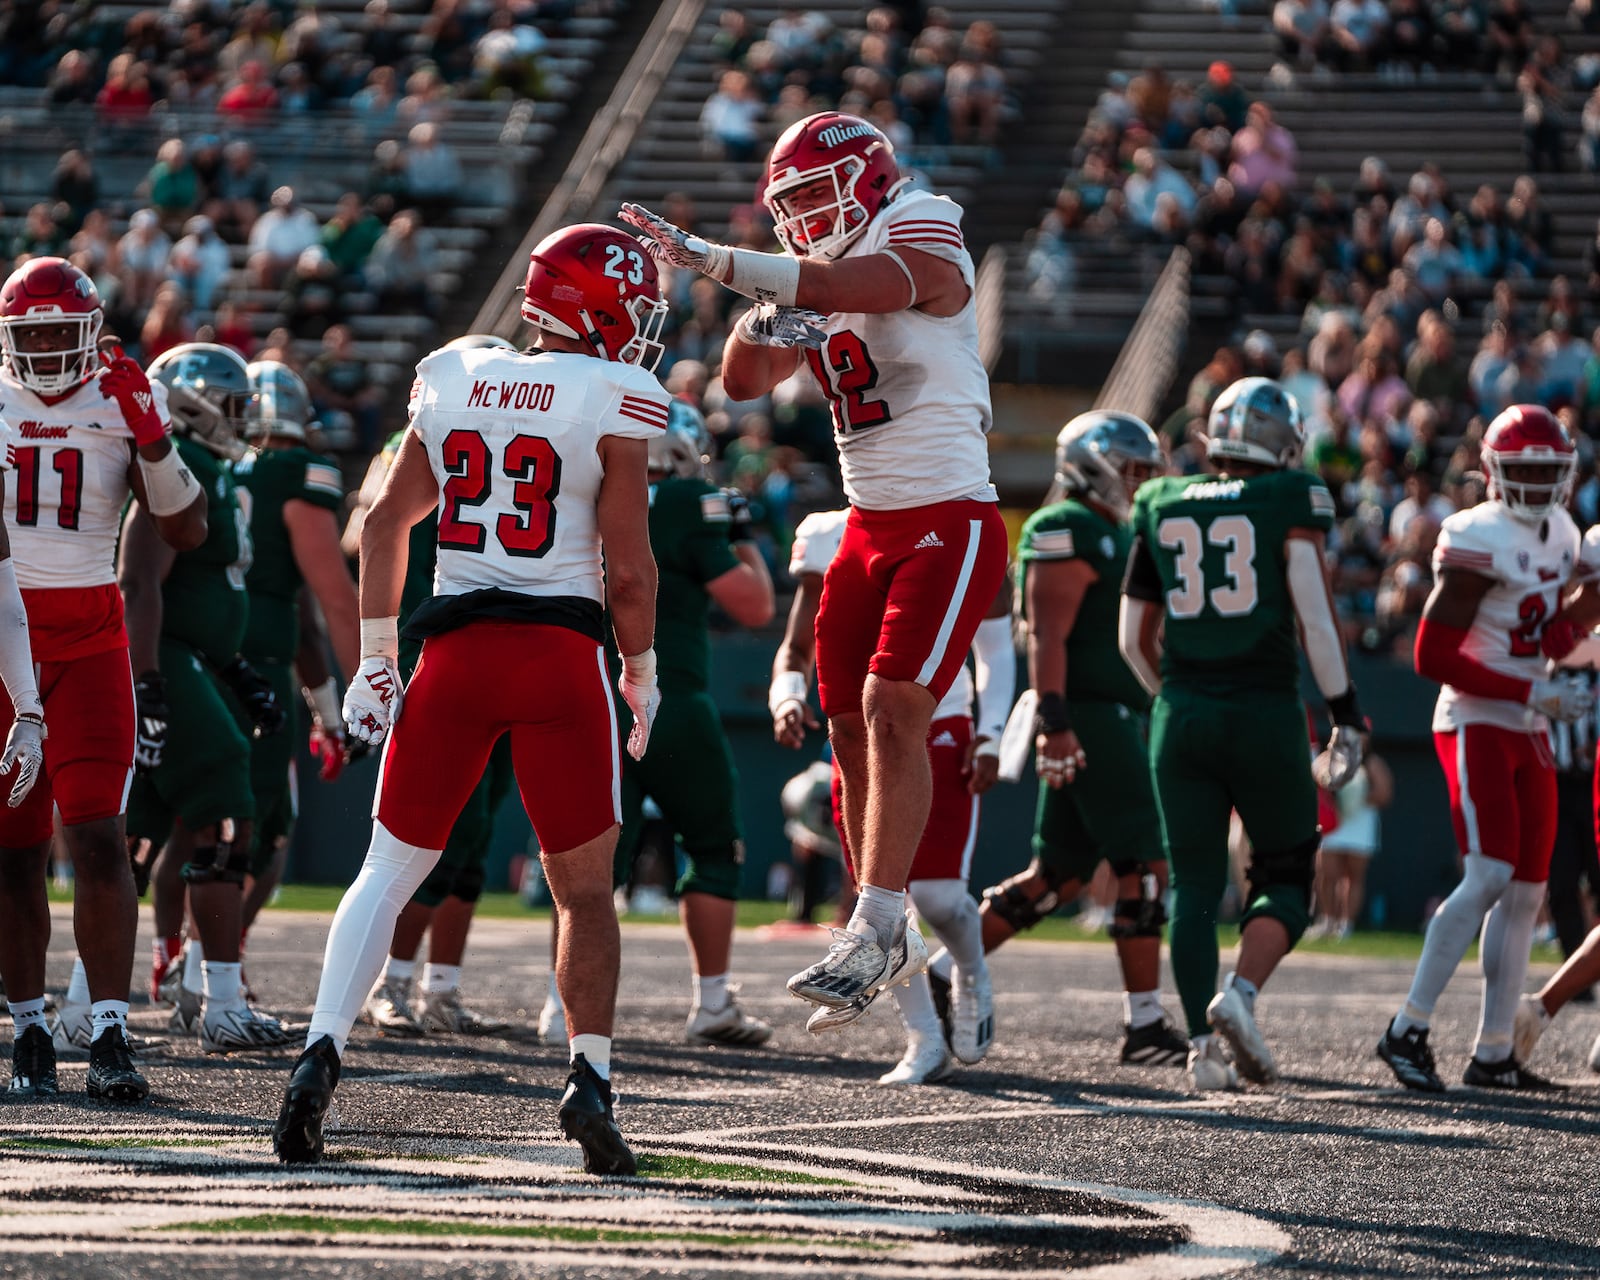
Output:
(520, 224), (669, 371)
(1482, 403), (1576, 522)
(762, 111), (904, 260)
(0, 257), (104, 396)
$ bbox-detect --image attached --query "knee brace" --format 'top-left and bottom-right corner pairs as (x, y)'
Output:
(909, 878), (978, 933)
(676, 839), (745, 901)
(1109, 865), (1167, 939)
(449, 862), (486, 904)
(181, 842), (247, 886)
(982, 861), (1065, 933)
(1241, 835), (1320, 943)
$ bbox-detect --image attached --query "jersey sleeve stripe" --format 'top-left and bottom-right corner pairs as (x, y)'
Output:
(618, 396), (670, 429)
(618, 407), (668, 429)
(888, 230), (965, 248)
(1438, 547), (1494, 569)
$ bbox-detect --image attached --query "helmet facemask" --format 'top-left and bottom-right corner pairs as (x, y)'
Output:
(615, 293), (670, 372)
(1487, 454), (1576, 523)
(769, 164), (873, 260)
(168, 383), (250, 459)
(0, 312), (102, 396)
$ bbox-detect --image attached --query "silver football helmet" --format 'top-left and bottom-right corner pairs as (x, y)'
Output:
(146, 342), (252, 460)
(243, 360), (313, 442)
(1054, 410), (1164, 520)
(1205, 377), (1305, 470)
(647, 400), (713, 479)
(440, 333), (517, 353)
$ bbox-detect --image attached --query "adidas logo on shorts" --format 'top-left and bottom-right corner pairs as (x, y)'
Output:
(930, 730), (958, 747)
(914, 531), (944, 550)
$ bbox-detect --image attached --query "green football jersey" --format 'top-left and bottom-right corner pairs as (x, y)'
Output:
(642, 476), (740, 693)
(1017, 498), (1148, 711)
(1130, 469), (1335, 691)
(160, 438), (251, 666)
(232, 444), (344, 665)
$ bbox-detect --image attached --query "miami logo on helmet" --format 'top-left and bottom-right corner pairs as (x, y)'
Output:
(817, 122), (878, 149)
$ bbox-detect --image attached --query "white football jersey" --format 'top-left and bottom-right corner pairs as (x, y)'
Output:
(1431, 500), (1579, 734)
(407, 347), (668, 604)
(808, 189), (997, 512)
(789, 507), (973, 718)
(0, 367), (156, 589)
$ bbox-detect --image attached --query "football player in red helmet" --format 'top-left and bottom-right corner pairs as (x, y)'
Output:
(622, 113), (1008, 1027)
(275, 222), (664, 1174)
(0, 257), (105, 398)
(1381, 404), (1591, 1093)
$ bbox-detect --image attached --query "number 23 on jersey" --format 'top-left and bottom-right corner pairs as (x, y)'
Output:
(437, 429), (563, 559)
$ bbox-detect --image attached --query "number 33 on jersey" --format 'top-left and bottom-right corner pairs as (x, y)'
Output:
(406, 342), (669, 604)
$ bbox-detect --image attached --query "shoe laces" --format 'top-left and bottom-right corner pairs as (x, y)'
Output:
(822, 926), (876, 957)
(1404, 1027), (1437, 1071)
(95, 1027), (137, 1071)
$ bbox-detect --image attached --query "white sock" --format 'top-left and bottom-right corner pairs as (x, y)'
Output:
(849, 883), (907, 950)
(183, 938), (205, 995)
(306, 822), (443, 1055)
(693, 971), (729, 1013)
(545, 969), (563, 1008)
(383, 955), (417, 985)
(66, 956), (90, 1006)
(570, 1033), (610, 1079)
(421, 963), (460, 994)
(1225, 972), (1258, 1015)
(1124, 989), (1165, 1029)
(891, 972), (943, 1042)
(910, 879), (984, 971)
(203, 961), (245, 1014)
(90, 1000), (128, 1042)
(1394, 853), (1513, 1035)
(1474, 878), (1544, 1062)
(8, 997), (46, 1034)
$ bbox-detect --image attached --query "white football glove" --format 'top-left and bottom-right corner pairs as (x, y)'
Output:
(734, 305), (829, 350)
(343, 656), (403, 747)
(1, 713), (45, 808)
(618, 202), (731, 277)
(620, 648), (661, 762)
(1528, 676), (1596, 724)
(1312, 724), (1365, 790)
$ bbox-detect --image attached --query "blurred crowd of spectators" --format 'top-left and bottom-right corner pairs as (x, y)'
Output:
(699, 5), (1016, 163)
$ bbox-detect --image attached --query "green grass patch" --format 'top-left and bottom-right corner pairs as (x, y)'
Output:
(634, 1153), (850, 1186)
(1, 1136), (227, 1152)
(158, 1213), (881, 1249)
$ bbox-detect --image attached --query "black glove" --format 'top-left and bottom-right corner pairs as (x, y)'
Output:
(724, 488), (755, 543)
(220, 655), (286, 738)
(133, 670), (169, 772)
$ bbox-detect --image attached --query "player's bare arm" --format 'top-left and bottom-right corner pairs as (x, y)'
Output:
(596, 435), (657, 658)
(772, 573), (823, 748)
(706, 546), (775, 628)
(295, 587), (348, 782)
(340, 450), (392, 560)
(286, 499), (360, 677)
(115, 502), (177, 677)
(966, 578), (1014, 796)
(357, 429), (437, 621)
(1028, 555), (1095, 789)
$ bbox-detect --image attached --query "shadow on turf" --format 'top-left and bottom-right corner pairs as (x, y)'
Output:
(1253, 1214), (1600, 1277)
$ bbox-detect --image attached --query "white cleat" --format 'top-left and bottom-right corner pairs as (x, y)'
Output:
(363, 978), (426, 1037)
(1512, 994), (1551, 1065)
(685, 990), (772, 1047)
(877, 1037), (952, 1086)
(1207, 987), (1277, 1084)
(49, 1002), (93, 1052)
(1187, 1035), (1239, 1092)
(787, 920), (928, 1009)
(200, 1005), (299, 1054)
(948, 959), (994, 1065)
(538, 998), (567, 1047)
(802, 926), (929, 1031)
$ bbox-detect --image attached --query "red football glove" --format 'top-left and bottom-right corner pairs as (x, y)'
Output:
(308, 723), (347, 783)
(1540, 614), (1583, 663)
(98, 345), (167, 446)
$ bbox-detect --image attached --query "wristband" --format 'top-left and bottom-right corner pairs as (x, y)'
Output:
(622, 648), (657, 683)
(137, 447), (203, 517)
(360, 616), (399, 661)
(1326, 684), (1365, 730)
(769, 670), (808, 718)
(724, 247), (802, 307)
(302, 677), (342, 728)
(1034, 691), (1072, 736)
(973, 737), (1000, 758)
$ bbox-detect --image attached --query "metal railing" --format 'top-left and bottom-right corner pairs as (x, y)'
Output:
(975, 244), (1007, 375)
(1092, 244), (1190, 426)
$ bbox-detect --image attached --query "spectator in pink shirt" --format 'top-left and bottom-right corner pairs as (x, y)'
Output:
(1227, 102), (1297, 197)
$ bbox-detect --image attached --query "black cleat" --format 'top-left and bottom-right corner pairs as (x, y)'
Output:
(8, 1024), (59, 1098)
(1377, 1021), (1446, 1093)
(1463, 1054), (1567, 1092)
(559, 1054), (636, 1176)
(273, 1036), (341, 1164)
(928, 968), (953, 1049)
(1121, 1017), (1190, 1067)
(85, 1025), (149, 1103)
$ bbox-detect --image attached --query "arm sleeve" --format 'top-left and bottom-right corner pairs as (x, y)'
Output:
(1285, 535), (1351, 701)
(1118, 595), (1163, 697)
(970, 615), (1015, 743)
(1414, 613), (1532, 702)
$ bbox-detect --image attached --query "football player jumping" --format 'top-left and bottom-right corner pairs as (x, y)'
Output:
(951, 412), (1189, 1070)
(623, 111), (1008, 1021)
(1380, 405), (1592, 1092)
(0, 257), (207, 1103)
(1120, 378), (1365, 1091)
(273, 224), (666, 1177)
(772, 508), (1010, 1084)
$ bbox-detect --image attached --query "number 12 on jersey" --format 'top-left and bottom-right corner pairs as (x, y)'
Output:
(1158, 514), (1260, 618)
(438, 429), (563, 558)
(805, 331), (891, 433)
